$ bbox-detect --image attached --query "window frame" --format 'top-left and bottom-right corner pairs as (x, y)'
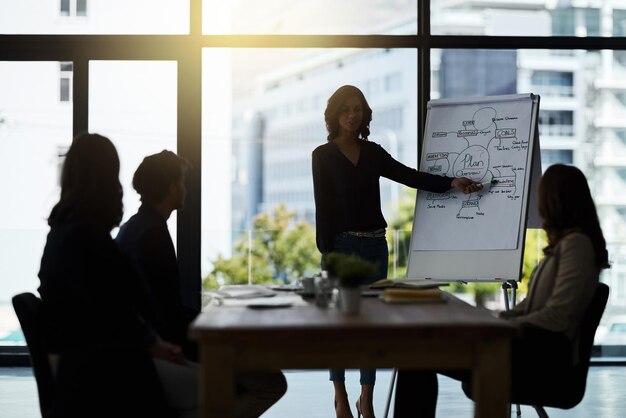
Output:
(59, 61), (72, 102)
(60, 0), (88, 18)
(1, 0), (626, 361)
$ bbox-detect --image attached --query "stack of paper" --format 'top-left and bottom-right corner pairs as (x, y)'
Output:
(381, 288), (446, 303)
(370, 278), (448, 291)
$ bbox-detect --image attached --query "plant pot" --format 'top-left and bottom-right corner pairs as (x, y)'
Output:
(339, 287), (361, 315)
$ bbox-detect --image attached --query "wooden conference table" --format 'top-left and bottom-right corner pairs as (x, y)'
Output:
(190, 292), (517, 418)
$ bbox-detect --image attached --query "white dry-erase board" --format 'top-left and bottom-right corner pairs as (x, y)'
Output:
(406, 94), (541, 281)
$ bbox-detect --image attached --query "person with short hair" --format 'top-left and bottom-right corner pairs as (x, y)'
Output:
(117, 150), (288, 418)
(116, 150), (197, 359)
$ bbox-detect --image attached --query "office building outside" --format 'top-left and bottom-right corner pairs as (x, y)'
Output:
(230, 1), (626, 317)
(2, 0), (626, 345)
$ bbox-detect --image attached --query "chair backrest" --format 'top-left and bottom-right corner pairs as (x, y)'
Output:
(526, 281), (609, 409)
(461, 282), (610, 410)
(563, 282), (610, 406)
(12, 292), (56, 418)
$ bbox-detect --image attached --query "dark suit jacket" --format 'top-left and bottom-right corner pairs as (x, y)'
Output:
(38, 214), (172, 418)
(38, 215), (156, 354)
(116, 204), (198, 359)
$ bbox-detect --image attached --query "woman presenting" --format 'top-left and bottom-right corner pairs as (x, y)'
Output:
(312, 85), (480, 418)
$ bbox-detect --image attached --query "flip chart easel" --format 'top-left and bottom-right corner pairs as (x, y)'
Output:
(406, 94), (541, 282)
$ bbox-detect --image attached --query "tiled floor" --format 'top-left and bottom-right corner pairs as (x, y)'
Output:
(1, 367), (625, 417)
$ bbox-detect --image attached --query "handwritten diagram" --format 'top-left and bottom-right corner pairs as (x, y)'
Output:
(413, 97), (534, 251)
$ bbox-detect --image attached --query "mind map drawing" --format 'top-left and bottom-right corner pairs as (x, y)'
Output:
(413, 97), (534, 251)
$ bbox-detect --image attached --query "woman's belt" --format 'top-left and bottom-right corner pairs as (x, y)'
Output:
(344, 228), (386, 238)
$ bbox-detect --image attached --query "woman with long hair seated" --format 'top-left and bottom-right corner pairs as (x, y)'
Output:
(393, 163), (610, 418)
(39, 132), (286, 418)
(38, 133), (197, 418)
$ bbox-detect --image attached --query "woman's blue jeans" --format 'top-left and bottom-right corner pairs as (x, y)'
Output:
(328, 232), (389, 385)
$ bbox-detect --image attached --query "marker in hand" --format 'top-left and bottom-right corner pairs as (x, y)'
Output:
(480, 179), (499, 188)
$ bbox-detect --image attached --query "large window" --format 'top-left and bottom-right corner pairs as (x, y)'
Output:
(432, 45), (626, 336)
(0, 0), (189, 34)
(201, 48), (418, 287)
(2, 0), (626, 358)
(202, 0), (418, 34)
(0, 62), (72, 345)
(88, 60), (178, 235)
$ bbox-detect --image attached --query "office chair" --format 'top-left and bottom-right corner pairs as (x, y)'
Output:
(13, 292), (175, 418)
(463, 282), (609, 418)
(12, 292), (56, 418)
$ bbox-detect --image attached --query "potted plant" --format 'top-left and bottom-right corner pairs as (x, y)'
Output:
(323, 253), (378, 315)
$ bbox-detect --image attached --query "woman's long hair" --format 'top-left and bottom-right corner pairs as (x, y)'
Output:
(538, 164), (609, 269)
(324, 85), (373, 141)
(48, 133), (123, 231)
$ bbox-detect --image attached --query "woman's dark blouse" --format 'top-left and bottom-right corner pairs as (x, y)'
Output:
(312, 140), (453, 254)
(38, 216), (156, 354)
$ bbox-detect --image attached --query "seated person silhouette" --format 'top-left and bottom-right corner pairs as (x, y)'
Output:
(38, 134), (196, 418)
(117, 150), (287, 418)
(116, 151), (198, 360)
(393, 163), (610, 418)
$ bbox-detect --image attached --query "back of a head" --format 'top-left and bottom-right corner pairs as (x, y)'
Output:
(539, 164), (609, 268)
(49, 133), (122, 231)
(132, 150), (190, 205)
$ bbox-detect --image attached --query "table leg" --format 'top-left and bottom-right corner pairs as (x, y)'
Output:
(473, 338), (511, 418)
(199, 344), (235, 418)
